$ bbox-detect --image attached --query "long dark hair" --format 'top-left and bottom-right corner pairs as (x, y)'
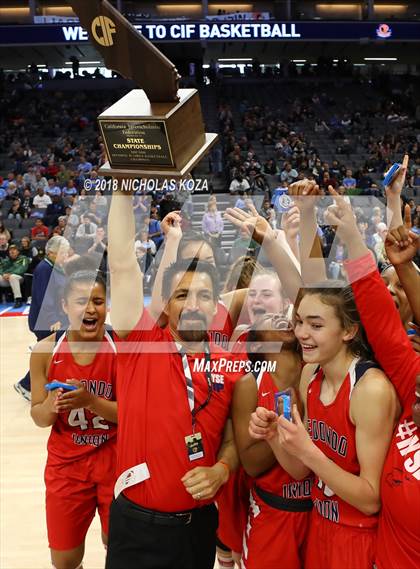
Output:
(294, 281), (373, 360)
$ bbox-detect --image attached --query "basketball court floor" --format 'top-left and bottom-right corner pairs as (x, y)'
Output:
(0, 314), (106, 569)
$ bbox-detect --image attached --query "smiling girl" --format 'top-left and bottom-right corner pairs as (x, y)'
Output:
(250, 281), (399, 569)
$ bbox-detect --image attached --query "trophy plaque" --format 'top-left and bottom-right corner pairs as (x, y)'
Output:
(68, 0), (218, 177)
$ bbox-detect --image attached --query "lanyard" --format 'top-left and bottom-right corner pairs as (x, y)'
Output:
(176, 342), (213, 433)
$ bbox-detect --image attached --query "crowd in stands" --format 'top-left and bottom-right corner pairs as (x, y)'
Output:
(0, 71), (419, 305)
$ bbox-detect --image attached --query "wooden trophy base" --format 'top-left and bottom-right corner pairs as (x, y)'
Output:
(98, 88), (218, 177)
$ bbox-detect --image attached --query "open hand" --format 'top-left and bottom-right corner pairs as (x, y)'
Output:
(224, 207), (275, 245)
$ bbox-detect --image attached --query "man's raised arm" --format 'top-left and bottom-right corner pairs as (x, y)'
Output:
(108, 187), (143, 337)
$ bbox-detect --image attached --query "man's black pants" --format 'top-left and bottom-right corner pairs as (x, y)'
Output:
(105, 495), (218, 569)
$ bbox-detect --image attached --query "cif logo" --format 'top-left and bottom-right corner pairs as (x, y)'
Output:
(376, 23), (392, 38)
(92, 15), (116, 46)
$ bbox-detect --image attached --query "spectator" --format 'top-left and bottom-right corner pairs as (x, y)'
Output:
(75, 213), (97, 240)
(342, 169), (357, 190)
(372, 221), (389, 269)
(0, 235), (9, 259)
(202, 200), (224, 249)
(280, 162), (298, 184)
(409, 168), (420, 195)
(88, 226), (108, 271)
(44, 194), (66, 227)
(319, 171), (337, 192)
(23, 166), (37, 190)
(146, 212), (164, 251)
(46, 177), (62, 197)
(263, 159), (279, 176)
(93, 189), (107, 210)
(56, 164), (71, 187)
(21, 188), (33, 218)
(31, 218), (49, 242)
(159, 192), (180, 220)
(32, 187), (52, 215)
(0, 221), (11, 243)
(260, 199), (277, 228)
(0, 244), (29, 307)
(229, 226), (259, 263)
(77, 156), (93, 175)
(229, 174), (250, 194)
(62, 179), (78, 204)
(88, 202), (103, 226)
(134, 229), (156, 273)
(20, 235), (38, 261)
(7, 198), (23, 221)
(34, 172), (48, 193)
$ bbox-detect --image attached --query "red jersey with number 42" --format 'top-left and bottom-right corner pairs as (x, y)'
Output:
(307, 359), (378, 529)
(46, 330), (118, 466)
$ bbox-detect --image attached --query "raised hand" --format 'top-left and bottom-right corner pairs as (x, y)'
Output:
(288, 179), (321, 213)
(385, 226), (420, 266)
(282, 205), (301, 241)
(385, 154), (409, 198)
(161, 210), (182, 239)
(325, 186), (359, 241)
(224, 207), (276, 245)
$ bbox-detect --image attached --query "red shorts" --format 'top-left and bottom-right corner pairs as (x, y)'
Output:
(242, 487), (311, 569)
(305, 512), (376, 569)
(217, 468), (250, 554)
(45, 442), (116, 551)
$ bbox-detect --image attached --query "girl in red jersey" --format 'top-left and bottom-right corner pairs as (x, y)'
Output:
(233, 313), (312, 569)
(325, 179), (420, 568)
(250, 282), (399, 568)
(30, 258), (117, 569)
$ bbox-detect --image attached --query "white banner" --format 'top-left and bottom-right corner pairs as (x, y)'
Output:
(206, 11), (271, 21)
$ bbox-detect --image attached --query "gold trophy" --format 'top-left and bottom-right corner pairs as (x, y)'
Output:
(68, 0), (218, 177)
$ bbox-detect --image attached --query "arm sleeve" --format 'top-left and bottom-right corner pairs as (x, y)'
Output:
(28, 265), (50, 332)
(115, 308), (165, 344)
(202, 214), (210, 234)
(13, 257), (29, 276)
(344, 252), (420, 405)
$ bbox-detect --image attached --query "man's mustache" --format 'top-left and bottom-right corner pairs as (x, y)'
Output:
(179, 312), (207, 324)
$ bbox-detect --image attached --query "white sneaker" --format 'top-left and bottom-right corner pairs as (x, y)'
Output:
(14, 382), (31, 402)
(26, 297), (32, 305)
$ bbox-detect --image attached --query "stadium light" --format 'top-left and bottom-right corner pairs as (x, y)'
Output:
(218, 58), (253, 61)
(364, 57), (398, 61)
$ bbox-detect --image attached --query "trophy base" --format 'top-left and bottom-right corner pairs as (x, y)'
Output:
(99, 133), (218, 179)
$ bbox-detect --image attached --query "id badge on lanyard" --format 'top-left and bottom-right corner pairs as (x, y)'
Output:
(176, 342), (213, 462)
